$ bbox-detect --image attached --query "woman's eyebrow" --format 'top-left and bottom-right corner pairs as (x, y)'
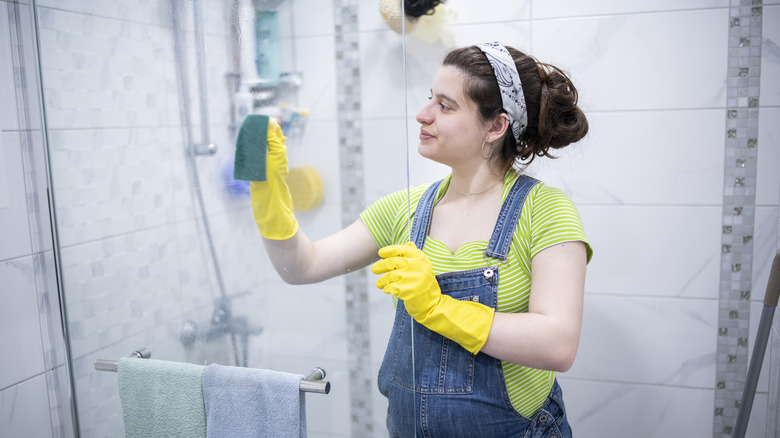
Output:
(433, 91), (459, 108)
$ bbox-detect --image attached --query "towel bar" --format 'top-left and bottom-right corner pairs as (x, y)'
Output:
(94, 350), (330, 394)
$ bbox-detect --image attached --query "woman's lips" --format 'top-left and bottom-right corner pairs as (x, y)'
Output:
(419, 130), (434, 140)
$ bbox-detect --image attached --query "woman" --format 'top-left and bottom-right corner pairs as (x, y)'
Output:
(251, 42), (592, 437)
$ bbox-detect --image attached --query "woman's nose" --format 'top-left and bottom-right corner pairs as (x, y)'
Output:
(416, 103), (433, 124)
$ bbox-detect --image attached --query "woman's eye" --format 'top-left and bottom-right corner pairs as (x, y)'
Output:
(439, 102), (450, 111)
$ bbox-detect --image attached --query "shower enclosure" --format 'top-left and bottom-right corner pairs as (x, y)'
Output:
(8, 0), (429, 436)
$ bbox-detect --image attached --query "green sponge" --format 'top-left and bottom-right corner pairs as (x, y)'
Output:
(234, 114), (269, 182)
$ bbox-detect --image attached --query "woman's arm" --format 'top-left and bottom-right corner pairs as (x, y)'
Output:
(480, 241), (587, 372)
(262, 217), (381, 285)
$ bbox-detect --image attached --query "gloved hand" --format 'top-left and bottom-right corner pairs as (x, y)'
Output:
(250, 118), (298, 240)
(372, 242), (495, 354)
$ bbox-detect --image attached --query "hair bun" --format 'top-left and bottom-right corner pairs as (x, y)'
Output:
(535, 62), (589, 151)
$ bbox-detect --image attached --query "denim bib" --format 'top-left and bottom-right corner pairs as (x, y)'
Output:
(377, 175), (573, 438)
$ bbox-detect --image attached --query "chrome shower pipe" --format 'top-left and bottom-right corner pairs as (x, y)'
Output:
(171, 0), (242, 367)
(170, 0), (227, 302)
(192, 0), (216, 156)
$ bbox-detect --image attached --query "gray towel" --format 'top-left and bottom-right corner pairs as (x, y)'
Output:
(202, 364), (306, 438)
(117, 357), (207, 438)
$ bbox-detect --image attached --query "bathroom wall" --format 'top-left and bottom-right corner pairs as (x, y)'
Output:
(363, 0), (780, 437)
(1, 1), (779, 438)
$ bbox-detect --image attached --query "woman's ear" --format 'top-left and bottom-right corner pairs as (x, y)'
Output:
(485, 113), (510, 143)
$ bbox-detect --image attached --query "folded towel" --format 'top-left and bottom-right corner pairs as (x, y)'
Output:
(117, 358), (207, 438)
(234, 114), (270, 182)
(202, 364), (306, 438)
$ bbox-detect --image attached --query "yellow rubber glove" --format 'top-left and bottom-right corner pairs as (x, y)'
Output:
(250, 118), (298, 240)
(371, 242), (495, 354)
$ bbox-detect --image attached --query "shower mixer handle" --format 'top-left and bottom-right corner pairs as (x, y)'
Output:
(192, 142), (218, 156)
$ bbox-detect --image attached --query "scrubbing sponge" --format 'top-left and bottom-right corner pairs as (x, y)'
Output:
(234, 114), (269, 182)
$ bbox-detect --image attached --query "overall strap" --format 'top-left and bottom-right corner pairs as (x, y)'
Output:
(483, 175), (539, 260)
(409, 180), (444, 250)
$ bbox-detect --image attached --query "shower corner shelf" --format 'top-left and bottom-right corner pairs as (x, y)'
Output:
(244, 72), (302, 106)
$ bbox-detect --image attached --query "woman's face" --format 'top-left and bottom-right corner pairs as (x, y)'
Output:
(416, 65), (487, 169)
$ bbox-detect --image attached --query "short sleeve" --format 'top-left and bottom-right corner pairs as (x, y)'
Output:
(360, 185), (429, 249)
(527, 184), (593, 263)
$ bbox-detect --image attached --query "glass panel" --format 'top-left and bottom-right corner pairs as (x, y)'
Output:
(32, 0), (409, 435)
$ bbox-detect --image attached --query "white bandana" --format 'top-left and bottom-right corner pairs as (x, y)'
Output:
(476, 42), (528, 143)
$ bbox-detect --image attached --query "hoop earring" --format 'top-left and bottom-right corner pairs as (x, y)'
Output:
(480, 139), (491, 160)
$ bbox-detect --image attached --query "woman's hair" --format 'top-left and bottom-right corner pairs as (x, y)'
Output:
(404, 0), (444, 18)
(442, 45), (588, 167)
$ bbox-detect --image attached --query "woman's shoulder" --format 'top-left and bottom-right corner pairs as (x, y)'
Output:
(527, 179), (576, 206)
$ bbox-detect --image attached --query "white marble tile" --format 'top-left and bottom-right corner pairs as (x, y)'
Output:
(359, 29), (408, 120)
(744, 393), (769, 438)
(0, 132), (33, 261)
(757, 107), (780, 206)
(362, 118), (412, 203)
(753, 207), (780, 306)
(578, 205), (723, 298)
(447, 0), (530, 24)
(533, 0), (728, 19)
(0, 3), (20, 132)
(761, 6), (780, 107)
(532, 9), (729, 111)
(259, 277), (349, 362)
(566, 295), (717, 387)
(358, 0), (392, 32)
(0, 375), (54, 438)
(557, 378), (714, 438)
(291, 0), (335, 38)
(293, 35), (337, 122)
(0, 257), (46, 390)
(527, 109), (726, 206)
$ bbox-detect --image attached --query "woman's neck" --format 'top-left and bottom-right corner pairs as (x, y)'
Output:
(447, 168), (507, 199)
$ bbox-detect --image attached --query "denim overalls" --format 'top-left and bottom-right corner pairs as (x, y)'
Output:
(377, 175), (573, 438)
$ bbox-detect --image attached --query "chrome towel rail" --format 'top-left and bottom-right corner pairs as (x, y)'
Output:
(94, 349), (330, 394)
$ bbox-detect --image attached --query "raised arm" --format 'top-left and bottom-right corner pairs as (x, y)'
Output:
(246, 116), (379, 285)
(262, 218), (380, 285)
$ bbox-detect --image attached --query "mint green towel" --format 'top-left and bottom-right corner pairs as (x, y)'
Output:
(234, 114), (269, 182)
(117, 358), (207, 438)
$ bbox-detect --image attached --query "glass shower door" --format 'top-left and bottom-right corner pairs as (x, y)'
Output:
(31, 0), (411, 436)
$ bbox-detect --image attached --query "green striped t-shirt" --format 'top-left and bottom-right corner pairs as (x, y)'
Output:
(360, 169), (592, 418)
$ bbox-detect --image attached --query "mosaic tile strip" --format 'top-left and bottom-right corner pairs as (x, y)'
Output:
(332, 2), (374, 437)
(713, 1), (763, 436)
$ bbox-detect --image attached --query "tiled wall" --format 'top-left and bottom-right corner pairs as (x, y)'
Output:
(384, 0), (780, 437)
(1, 0), (779, 438)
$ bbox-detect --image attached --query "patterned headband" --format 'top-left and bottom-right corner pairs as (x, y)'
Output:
(476, 42), (528, 143)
